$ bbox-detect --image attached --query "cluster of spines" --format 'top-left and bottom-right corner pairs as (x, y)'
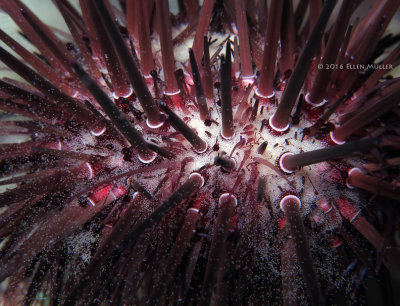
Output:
(0, 0), (399, 305)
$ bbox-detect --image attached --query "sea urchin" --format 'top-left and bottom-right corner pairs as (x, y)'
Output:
(0, 0), (400, 305)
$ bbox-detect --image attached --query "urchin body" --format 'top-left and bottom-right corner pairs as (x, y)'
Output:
(0, 0), (399, 305)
